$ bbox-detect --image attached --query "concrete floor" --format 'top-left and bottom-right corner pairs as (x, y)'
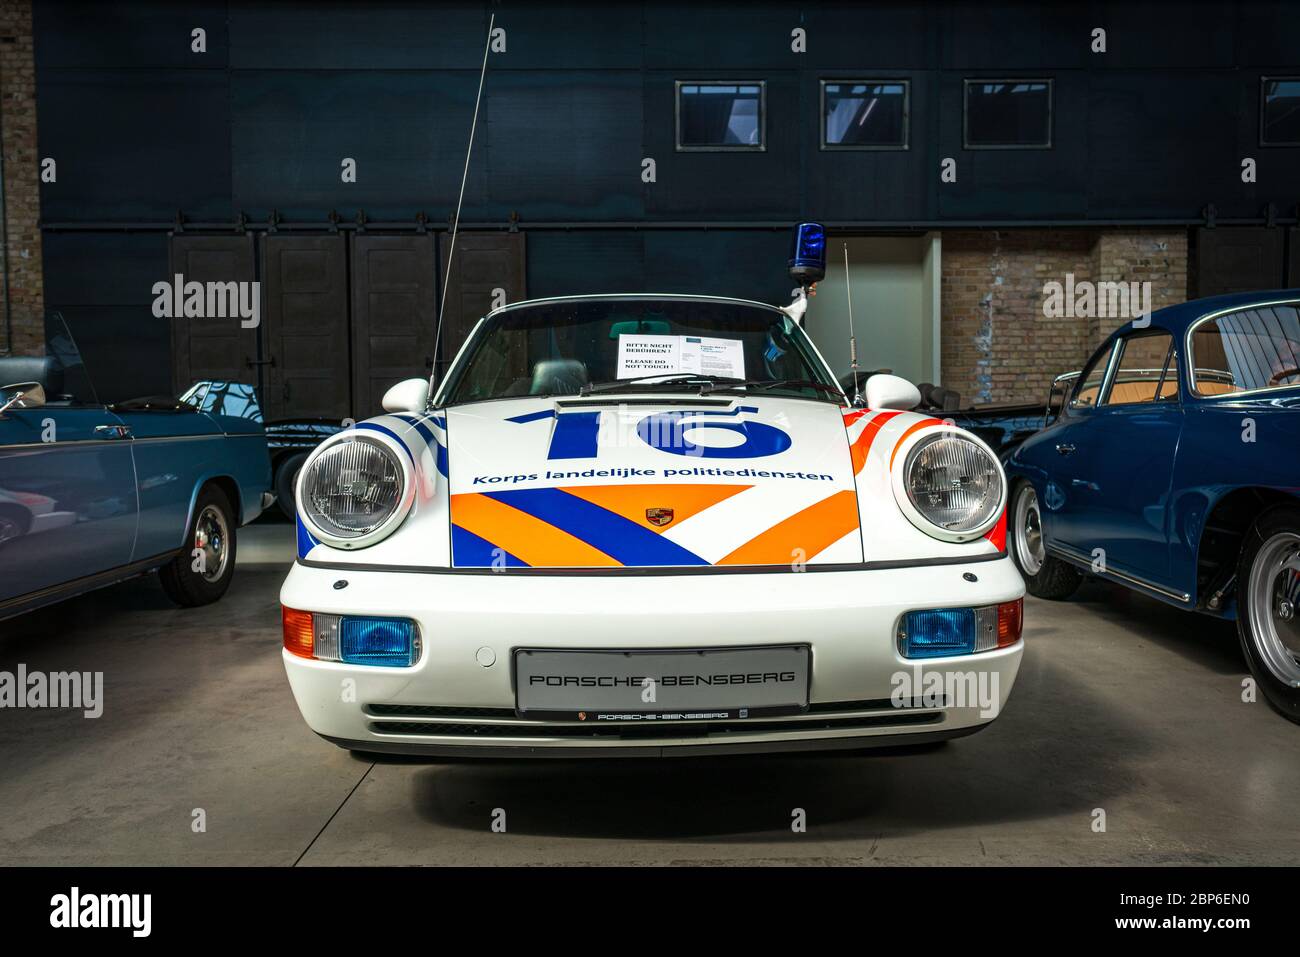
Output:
(2, 522), (1299, 866)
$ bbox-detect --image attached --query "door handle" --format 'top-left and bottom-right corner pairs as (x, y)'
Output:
(1055, 443), (1076, 455)
(95, 424), (132, 439)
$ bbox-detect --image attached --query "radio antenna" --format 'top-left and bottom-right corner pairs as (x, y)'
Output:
(432, 12), (495, 392)
(843, 242), (861, 405)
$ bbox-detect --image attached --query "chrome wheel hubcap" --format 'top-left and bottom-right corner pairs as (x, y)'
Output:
(194, 504), (230, 583)
(1014, 486), (1045, 576)
(1248, 532), (1300, 687)
(0, 515), (19, 547)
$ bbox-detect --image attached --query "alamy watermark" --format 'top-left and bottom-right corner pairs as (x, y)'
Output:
(0, 664), (103, 718)
(1042, 273), (1152, 326)
(890, 665), (1001, 720)
(50, 887), (150, 937)
(152, 274), (261, 328)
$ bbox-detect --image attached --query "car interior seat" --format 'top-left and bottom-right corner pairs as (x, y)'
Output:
(0, 355), (65, 398)
(529, 359), (589, 396)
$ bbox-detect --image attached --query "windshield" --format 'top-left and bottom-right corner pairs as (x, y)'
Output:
(179, 380), (264, 421)
(35, 312), (99, 407)
(440, 298), (842, 405)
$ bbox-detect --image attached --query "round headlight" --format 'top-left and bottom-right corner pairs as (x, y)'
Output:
(299, 435), (410, 546)
(902, 433), (1003, 537)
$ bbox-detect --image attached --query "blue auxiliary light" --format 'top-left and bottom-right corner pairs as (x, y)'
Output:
(788, 221), (827, 287)
(898, 608), (977, 659)
(339, 616), (419, 667)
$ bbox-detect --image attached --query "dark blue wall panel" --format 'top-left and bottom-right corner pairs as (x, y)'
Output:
(228, 1), (485, 70)
(493, 2), (645, 70)
(643, 231), (789, 303)
(38, 69), (231, 221)
(29, 0), (1300, 403)
(525, 230), (789, 304)
(32, 0), (1300, 227)
(483, 71), (644, 221)
(526, 232), (645, 296)
(41, 233), (171, 402)
(32, 0), (1300, 226)
(35, 0), (229, 70)
(231, 70), (485, 219)
(1086, 71), (1243, 219)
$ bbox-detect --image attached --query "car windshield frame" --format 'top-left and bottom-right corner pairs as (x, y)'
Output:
(434, 295), (844, 408)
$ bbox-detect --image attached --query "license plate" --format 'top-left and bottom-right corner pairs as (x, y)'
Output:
(513, 645), (810, 721)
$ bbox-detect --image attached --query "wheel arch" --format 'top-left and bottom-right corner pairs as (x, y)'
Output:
(1194, 486), (1300, 611)
(180, 474), (242, 549)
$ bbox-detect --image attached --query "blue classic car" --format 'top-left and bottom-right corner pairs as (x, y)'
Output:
(0, 316), (271, 620)
(1007, 290), (1300, 722)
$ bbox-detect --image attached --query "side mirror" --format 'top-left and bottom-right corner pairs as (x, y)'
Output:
(864, 374), (920, 411)
(381, 378), (430, 414)
(0, 382), (46, 416)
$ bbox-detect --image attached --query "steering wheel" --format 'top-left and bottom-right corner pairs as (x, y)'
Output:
(1268, 366), (1300, 386)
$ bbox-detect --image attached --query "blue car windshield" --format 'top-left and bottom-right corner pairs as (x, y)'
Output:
(440, 298), (842, 405)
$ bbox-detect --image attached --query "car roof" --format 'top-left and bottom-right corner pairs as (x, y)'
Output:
(1113, 288), (1300, 338)
(481, 293), (787, 321)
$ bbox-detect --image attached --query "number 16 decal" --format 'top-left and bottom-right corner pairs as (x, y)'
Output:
(506, 406), (791, 460)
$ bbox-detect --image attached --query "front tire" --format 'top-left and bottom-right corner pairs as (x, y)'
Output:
(1009, 482), (1082, 600)
(1236, 505), (1300, 724)
(159, 485), (237, 607)
(275, 452), (309, 520)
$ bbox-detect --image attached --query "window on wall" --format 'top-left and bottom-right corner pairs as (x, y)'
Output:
(821, 80), (909, 150)
(964, 79), (1052, 149)
(1261, 77), (1300, 145)
(676, 81), (765, 151)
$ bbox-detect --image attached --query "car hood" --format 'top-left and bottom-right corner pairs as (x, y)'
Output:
(443, 394), (864, 568)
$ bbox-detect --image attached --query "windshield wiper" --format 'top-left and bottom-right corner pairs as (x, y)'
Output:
(579, 374), (739, 396)
(700, 378), (846, 398)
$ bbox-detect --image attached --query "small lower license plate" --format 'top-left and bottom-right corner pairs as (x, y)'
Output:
(513, 645), (810, 721)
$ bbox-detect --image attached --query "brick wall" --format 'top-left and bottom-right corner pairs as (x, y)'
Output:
(1089, 229), (1189, 343)
(940, 228), (1189, 407)
(0, 0), (43, 357)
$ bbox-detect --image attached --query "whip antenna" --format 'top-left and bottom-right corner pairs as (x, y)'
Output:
(432, 12), (494, 390)
(843, 242), (861, 405)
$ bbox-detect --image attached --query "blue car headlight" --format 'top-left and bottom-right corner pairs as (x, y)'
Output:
(898, 608), (978, 658)
(339, 617), (419, 667)
(284, 611), (421, 667)
(896, 602), (1022, 659)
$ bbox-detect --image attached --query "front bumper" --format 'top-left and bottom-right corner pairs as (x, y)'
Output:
(280, 558), (1025, 757)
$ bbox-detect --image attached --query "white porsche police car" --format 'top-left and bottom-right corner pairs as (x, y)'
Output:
(281, 254), (1024, 757)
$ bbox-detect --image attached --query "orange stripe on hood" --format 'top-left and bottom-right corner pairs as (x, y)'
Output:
(718, 489), (860, 566)
(848, 410), (904, 475)
(559, 483), (750, 533)
(889, 418), (943, 469)
(450, 492), (620, 567)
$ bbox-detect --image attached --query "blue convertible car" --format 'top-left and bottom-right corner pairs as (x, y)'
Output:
(1008, 290), (1300, 722)
(0, 317), (271, 620)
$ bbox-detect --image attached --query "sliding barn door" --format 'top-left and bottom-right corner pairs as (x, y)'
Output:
(350, 234), (437, 419)
(168, 234), (257, 394)
(261, 235), (350, 421)
(437, 232), (526, 376)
